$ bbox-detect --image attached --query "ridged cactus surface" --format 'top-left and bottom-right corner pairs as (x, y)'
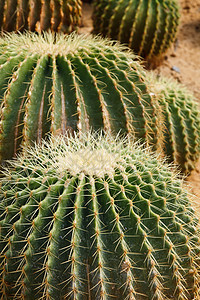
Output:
(92, 0), (180, 59)
(147, 74), (200, 174)
(0, 133), (200, 299)
(0, 32), (162, 161)
(0, 0), (82, 33)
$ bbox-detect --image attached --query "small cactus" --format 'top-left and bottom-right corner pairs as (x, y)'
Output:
(92, 0), (180, 60)
(0, 133), (200, 299)
(0, 31), (162, 161)
(0, 0), (82, 33)
(147, 73), (200, 174)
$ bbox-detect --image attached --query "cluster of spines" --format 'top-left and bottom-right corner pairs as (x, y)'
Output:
(0, 134), (199, 299)
(0, 32), (163, 161)
(92, 0), (180, 59)
(0, 0), (82, 33)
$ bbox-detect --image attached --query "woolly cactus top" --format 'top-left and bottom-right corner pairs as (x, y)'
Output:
(0, 133), (200, 299)
(0, 31), (136, 58)
(20, 132), (123, 177)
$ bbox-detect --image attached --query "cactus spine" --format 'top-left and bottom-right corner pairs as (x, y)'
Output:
(0, 32), (162, 161)
(147, 73), (200, 174)
(0, 133), (200, 299)
(92, 0), (180, 60)
(0, 0), (82, 33)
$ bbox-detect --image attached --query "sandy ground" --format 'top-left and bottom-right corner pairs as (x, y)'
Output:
(79, 0), (200, 212)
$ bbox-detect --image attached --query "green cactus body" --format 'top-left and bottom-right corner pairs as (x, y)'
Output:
(147, 74), (200, 174)
(0, 133), (200, 299)
(0, 32), (162, 161)
(0, 0), (82, 33)
(92, 0), (180, 60)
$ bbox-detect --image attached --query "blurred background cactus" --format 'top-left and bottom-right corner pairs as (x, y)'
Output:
(92, 0), (180, 60)
(0, 31), (163, 162)
(147, 73), (200, 174)
(0, 0), (82, 33)
(0, 133), (199, 299)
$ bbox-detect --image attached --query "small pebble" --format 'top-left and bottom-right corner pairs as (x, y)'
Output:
(171, 66), (180, 73)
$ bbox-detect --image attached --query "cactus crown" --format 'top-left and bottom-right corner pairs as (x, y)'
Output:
(0, 133), (200, 299)
(0, 31), (135, 57)
(18, 132), (123, 177)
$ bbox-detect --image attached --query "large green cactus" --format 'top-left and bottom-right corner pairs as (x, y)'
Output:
(92, 0), (180, 60)
(0, 0), (82, 33)
(0, 133), (199, 299)
(0, 31), (162, 161)
(147, 73), (200, 174)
